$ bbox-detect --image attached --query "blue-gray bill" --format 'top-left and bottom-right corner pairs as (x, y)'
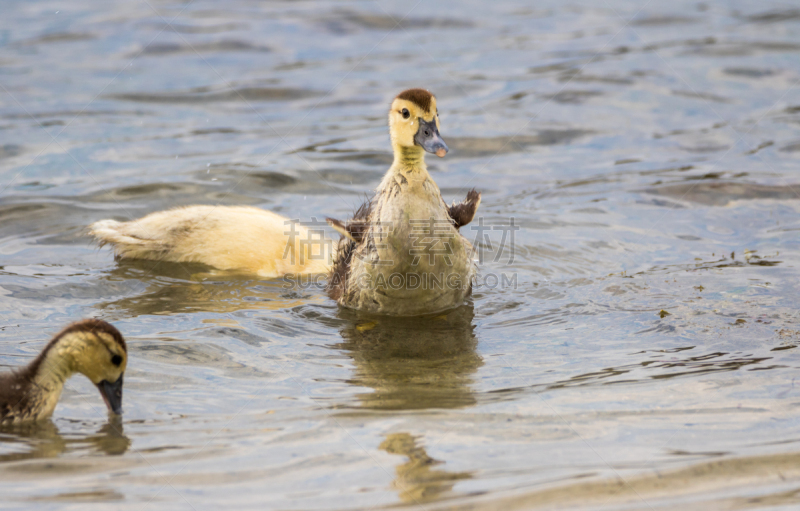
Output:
(414, 118), (448, 158)
(97, 375), (124, 415)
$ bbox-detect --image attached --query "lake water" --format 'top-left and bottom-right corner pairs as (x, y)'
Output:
(2, 0), (800, 509)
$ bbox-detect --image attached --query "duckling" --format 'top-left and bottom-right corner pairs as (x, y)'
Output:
(327, 89), (481, 315)
(90, 206), (330, 278)
(0, 319), (127, 424)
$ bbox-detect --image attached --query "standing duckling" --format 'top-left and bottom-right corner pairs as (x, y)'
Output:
(327, 89), (481, 315)
(0, 319), (127, 424)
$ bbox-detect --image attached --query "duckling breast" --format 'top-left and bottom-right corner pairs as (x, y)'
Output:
(339, 178), (476, 315)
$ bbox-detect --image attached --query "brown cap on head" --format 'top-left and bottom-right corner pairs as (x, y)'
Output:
(396, 88), (434, 113)
(52, 319), (127, 352)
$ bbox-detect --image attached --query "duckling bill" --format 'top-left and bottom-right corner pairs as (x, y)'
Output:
(0, 319), (127, 424)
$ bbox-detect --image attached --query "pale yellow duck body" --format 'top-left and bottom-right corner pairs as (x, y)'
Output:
(0, 319), (127, 424)
(91, 205), (330, 277)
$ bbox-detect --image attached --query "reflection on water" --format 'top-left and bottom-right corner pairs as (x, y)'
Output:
(97, 260), (321, 316)
(335, 305), (482, 410)
(380, 433), (471, 505)
(0, 417), (130, 463)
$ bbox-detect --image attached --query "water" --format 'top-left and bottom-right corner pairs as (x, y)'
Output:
(2, 0), (800, 509)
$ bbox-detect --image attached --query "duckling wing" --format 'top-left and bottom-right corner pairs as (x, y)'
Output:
(0, 371), (34, 423)
(326, 217), (369, 243)
(90, 205), (332, 277)
(447, 189), (481, 229)
(0, 373), (16, 421)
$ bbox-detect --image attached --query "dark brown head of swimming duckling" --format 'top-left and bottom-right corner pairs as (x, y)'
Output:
(390, 88), (448, 159)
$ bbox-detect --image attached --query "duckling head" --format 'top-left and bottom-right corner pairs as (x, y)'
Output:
(389, 88), (448, 160)
(54, 319), (127, 415)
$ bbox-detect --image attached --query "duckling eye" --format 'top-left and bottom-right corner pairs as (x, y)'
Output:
(111, 354), (123, 367)
(401, 108), (410, 119)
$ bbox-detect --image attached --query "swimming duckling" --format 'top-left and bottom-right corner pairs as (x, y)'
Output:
(0, 319), (127, 424)
(327, 89), (481, 315)
(90, 206), (329, 278)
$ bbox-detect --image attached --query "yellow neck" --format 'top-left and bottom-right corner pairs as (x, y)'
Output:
(32, 338), (79, 418)
(391, 144), (426, 172)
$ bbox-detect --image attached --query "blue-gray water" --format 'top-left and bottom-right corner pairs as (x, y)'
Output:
(2, 0), (800, 509)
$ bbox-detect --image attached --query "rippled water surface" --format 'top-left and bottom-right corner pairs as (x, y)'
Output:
(2, 0), (800, 509)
